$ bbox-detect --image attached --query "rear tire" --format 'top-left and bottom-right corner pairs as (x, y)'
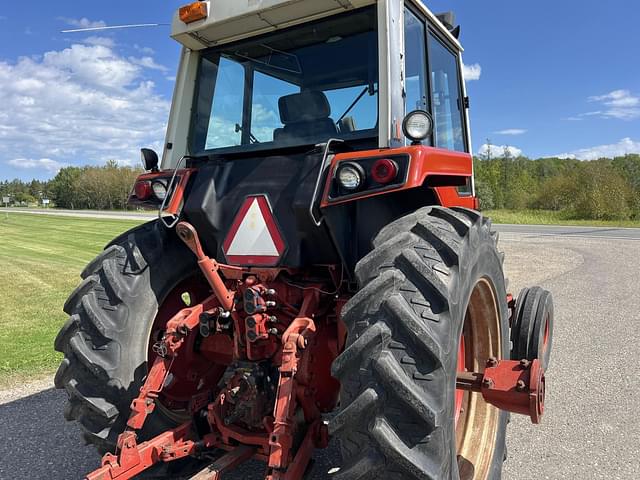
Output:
(54, 220), (204, 475)
(331, 206), (509, 480)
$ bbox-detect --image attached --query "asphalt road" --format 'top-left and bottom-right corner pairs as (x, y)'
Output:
(1, 226), (639, 479)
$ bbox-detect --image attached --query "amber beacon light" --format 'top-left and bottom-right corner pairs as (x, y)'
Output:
(179, 1), (208, 24)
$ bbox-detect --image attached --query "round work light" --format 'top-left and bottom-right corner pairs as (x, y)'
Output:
(152, 180), (169, 201)
(337, 163), (365, 191)
(402, 110), (433, 144)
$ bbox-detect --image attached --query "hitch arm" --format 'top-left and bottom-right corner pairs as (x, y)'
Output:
(127, 298), (217, 430)
(87, 423), (196, 480)
(456, 358), (545, 424)
(176, 221), (237, 311)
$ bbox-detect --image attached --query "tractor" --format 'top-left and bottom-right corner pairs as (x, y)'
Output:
(54, 1), (554, 479)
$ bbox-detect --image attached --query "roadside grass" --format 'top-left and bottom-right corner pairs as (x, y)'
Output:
(1, 208), (637, 388)
(484, 209), (640, 228)
(0, 213), (144, 387)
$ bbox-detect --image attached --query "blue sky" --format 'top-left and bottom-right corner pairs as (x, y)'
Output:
(0, 0), (638, 180)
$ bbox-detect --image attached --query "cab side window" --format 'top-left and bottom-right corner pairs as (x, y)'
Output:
(428, 32), (466, 152)
(404, 8), (429, 114)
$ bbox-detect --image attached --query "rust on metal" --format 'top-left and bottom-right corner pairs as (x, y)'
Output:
(188, 446), (256, 480)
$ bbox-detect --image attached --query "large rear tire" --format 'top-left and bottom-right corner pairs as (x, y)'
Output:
(331, 206), (509, 480)
(54, 220), (208, 475)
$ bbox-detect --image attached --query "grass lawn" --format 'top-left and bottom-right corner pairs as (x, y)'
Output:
(484, 209), (640, 228)
(0, 213), (144, 387)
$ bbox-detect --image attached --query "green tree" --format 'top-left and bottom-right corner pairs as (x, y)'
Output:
(571, 162), (633, 220)
(50, 167), (83, 209)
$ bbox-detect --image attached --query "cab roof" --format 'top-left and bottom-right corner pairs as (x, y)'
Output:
(171, 0), (462, 52)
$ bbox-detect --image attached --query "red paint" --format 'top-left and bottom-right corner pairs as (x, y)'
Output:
(86, 423), (196, 480)
(320, 145), (474, 208)
(148, 276), (225, 410)
(128, 169), (195, 214)
(457, 358), (546, 424)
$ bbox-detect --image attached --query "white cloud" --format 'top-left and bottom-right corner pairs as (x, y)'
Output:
(7, 158), (68, 174)
(478, 143), (523, 158)
(82, 36), (115, 48)
(585, 90), (640, 120)
(62, 17), (106, 29)
(134, 44), (155, 55)
(494, 129), (527, 136)
(462, 63), (481, 82)
(129, 56), (168, 72)
(42, 44), (141, 89)
(0, 43), (170, 176)
(555, 138), (640, 160)
(252, 103), (278, 124)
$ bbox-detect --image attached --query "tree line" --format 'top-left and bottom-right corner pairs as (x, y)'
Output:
(1, 161), (141, 210)
(1, 154), (639, 219)
(474, 152), (640, 220)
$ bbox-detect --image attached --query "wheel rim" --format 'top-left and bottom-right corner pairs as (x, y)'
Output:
(542, 313), (550, 355)
(147, 275), (225, 418)
(456, 278), (502, 480)
(454, 335), (466, 427)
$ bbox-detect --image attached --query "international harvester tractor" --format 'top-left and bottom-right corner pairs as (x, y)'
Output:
(55, 1), (554, 479)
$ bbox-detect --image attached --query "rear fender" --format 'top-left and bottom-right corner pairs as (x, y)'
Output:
(319, 146), (477, 272)
(127, 169), (196, 214)
(319, 146), (476, 209)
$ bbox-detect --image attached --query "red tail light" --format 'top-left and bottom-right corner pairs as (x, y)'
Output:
(371, 159), (399, 184)
(134, 181), (152, 200)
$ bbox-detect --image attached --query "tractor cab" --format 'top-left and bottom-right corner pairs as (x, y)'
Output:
(162, 0), (470, 167)
(132, 0), (475, 271)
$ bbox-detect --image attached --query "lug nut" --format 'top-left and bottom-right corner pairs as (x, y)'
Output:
(268, 328), (279, 335)
(516, 380), (527, 392)
(266, 301), (276, 308)
(487, 357), (499, 368)
(265, 289), (276, 296)
(482, 378), (494, 389)
(519, 359), (531, 369)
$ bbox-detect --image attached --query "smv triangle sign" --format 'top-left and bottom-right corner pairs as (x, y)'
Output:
(223, 195), (286, 266)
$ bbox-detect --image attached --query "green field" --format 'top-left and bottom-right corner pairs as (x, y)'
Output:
(484, 209), (640, 228)
(0, 213), (143, 386)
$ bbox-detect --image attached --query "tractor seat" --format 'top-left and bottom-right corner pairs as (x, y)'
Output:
(274, 91), (337, 143)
